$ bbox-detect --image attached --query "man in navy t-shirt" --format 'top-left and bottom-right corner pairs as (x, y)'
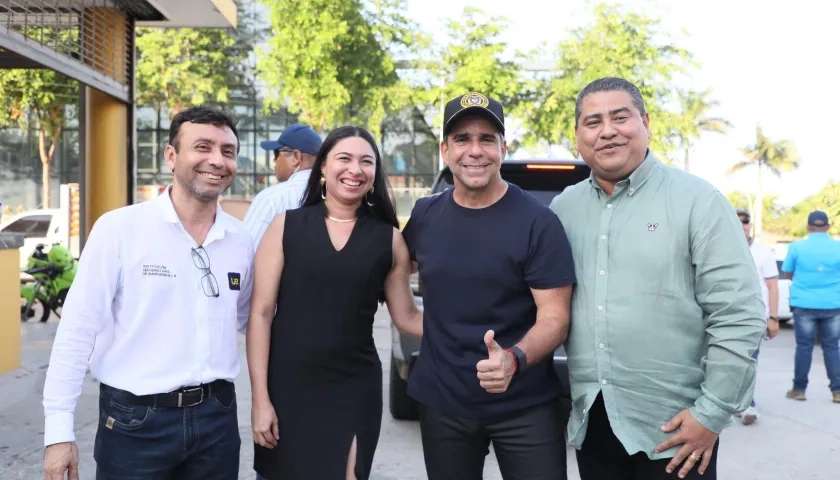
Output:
(402, 92), (576, 480)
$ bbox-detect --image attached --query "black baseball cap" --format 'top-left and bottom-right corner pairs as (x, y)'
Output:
(808, 210), (829, 226)
(735, 208), (751, 223)
(442, 92), (505, 137)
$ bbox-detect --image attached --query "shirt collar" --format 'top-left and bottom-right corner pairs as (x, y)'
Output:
(588, 149), (659, 196)
(156, 185), (238, 234)
(288, 168), (312, 183)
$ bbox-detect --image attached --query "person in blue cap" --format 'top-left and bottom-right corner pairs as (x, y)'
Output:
(780, 210), (840, 404)
(243, 124), (323, 248)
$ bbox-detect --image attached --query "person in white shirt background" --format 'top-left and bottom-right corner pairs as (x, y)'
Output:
(42, 106), (254, 480)
(735, 208), (780, 426)
(242, 124), (322, 247)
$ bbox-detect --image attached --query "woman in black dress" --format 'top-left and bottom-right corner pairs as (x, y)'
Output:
(246, 126), (424, 480)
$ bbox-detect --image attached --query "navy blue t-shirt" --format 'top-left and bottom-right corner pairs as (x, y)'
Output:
(402, 184), (576, 419)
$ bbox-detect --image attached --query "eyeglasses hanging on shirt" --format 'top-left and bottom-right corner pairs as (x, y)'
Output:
(191, 246), (219, 297)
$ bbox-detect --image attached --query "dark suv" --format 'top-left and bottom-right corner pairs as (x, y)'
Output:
(389, 157), (592, 420)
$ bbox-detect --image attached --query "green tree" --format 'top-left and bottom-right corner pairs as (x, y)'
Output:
(729, 125), (800, 236)
(765, 182), (840, 238)
(256, 0), (416, 136)
(0, 60), (78, 208)
(726, 190), (782, 225)
(676, 89), (731, 172)
(134, 0), (261, 116)
(518, 3), (693, 157)
(411, 7), (525, 135)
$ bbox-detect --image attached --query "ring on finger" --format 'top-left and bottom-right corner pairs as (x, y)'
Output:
(689, 452), (701, 462)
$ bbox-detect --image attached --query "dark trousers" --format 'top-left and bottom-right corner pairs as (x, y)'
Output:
(419, 400), (568, 480)
(576, 394), (719, 480)
(94, 382), (241, 479)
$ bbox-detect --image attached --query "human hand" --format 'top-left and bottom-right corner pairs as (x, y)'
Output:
(43, 442), (79, 480)
(252, 397), (279, 449)
(766, 318), (780, 339)
(654, 409), (719, 478)
(476, 330), (516, 394)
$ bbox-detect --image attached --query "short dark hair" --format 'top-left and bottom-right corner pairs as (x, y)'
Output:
(575, 77), (647, 126)
(168, 106), (240, 153)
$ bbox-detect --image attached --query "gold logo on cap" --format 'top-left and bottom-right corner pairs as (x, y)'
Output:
(460, 92), (490, 109)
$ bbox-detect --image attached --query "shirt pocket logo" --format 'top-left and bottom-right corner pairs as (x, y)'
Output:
(227, 272), (241, 290)
(647, 223), (658, 232)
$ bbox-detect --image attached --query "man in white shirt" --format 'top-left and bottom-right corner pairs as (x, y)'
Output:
(242, 124), (322, 248)
(736, 208), (780, 425)
(42, 106), (254, 480)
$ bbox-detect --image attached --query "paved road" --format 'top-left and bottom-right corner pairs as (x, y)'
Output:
(2, 311), (839, 479)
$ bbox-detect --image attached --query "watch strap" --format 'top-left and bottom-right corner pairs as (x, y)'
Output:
(506, 345), (527, 376)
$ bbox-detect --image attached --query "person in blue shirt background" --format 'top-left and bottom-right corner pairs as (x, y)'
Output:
(780, 210), (840, 404)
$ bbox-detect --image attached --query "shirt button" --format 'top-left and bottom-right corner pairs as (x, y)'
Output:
(607, 204), (613, 208)
(583, 408), (587, 414)
(602, 379), (607, 385)
(599, 343), (605, 349)
(599, 270), (605, 275)
(597, 306), (604, 311)
(601, 235), (606, 240)
(629, 188), (635, 193)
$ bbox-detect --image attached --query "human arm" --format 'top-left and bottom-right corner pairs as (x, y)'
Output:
(384, 228), (423, 337)
(655, 192), (765, 474)
(477, 210), (575, 393)
(237, 242), (255, 334)
(43, 215), (120, 478)
(781, 246), (796, 280)
(245, 213), (285, 448)
(241, 191), (274, 249)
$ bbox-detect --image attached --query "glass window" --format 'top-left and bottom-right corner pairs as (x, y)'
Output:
(2, 214), (52, 238)
(137, 130), (156, 171)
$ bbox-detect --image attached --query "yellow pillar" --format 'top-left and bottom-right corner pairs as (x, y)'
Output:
(81, 6), (130, 236)
(0, 234), (23, 374)
(84, 87), (128, 235)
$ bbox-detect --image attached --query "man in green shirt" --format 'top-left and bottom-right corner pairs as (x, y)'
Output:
(550, 77), (765, 480)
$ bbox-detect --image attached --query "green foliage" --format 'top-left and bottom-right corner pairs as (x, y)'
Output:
(256, 0), (417, 136)
(766, 183), (840, 238)
(135, 27), (241, 114)
(675, 89), (730, 171)
(726, 191), (782, 220)
(518, 4), (694, 157)
(731, 125), (799, 176)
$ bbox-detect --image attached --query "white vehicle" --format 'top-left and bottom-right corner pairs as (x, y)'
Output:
(773, 243), (793, 323)
(0, 209), (64, 269)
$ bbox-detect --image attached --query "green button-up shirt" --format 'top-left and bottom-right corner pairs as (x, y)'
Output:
(550, 152), (765, 459)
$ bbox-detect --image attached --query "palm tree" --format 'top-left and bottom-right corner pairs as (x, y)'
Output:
(730, 125), (799, 236)
(677, 89), (731, 172)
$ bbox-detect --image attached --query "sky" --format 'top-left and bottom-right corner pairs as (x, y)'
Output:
(405, 0), (836, 206)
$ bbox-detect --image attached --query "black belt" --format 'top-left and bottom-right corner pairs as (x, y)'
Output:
(102, 380), (233, 408)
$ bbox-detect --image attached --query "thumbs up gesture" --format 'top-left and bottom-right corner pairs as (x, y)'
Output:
(476, 330), (516, 394)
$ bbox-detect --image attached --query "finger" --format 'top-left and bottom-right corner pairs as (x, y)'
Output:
(476, 360), (499, 373)
(678, 452), (701, 478)
(655, 432), (683, 453)
(660, 413), (683, 434)
(484, 330), (498, 353)
(272, 418), (280, 441)
(697, 447), (713, 475)
(665, 444), (693, 474)
(477, 370), (505, 381)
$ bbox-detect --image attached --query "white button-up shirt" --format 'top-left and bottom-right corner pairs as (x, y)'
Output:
(242, 169), (311, 248)
(42, 187), (254, 447)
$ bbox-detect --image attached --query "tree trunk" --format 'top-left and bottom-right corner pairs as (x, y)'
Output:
(38, 125), (61, 208)
(754, 165), (764, 238)
(684, 145), (690, 172)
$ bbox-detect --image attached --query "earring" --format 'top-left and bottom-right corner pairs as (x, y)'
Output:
(366, 186), (374, 207)
(320, 175), (326, 200)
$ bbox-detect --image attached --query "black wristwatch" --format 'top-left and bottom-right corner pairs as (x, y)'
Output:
(769, 316), (779, 321)
(506, 345), (528, 377)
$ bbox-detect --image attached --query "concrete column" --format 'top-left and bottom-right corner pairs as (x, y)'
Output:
(0, 233), (24, 374)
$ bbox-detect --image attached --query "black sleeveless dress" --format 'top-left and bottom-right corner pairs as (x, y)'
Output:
(253, 202), (392, 480)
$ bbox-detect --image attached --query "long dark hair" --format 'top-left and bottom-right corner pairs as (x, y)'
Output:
(301, 126), (399, 229)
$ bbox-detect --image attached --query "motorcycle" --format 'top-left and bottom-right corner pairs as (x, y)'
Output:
(20, 243), (77, 323)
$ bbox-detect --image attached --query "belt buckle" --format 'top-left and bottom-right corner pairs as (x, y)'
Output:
(178, 386), (204, 407)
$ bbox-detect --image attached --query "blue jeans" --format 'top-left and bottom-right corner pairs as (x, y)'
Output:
(93, 382), (241, 479)
(792, 307), (840, 393)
